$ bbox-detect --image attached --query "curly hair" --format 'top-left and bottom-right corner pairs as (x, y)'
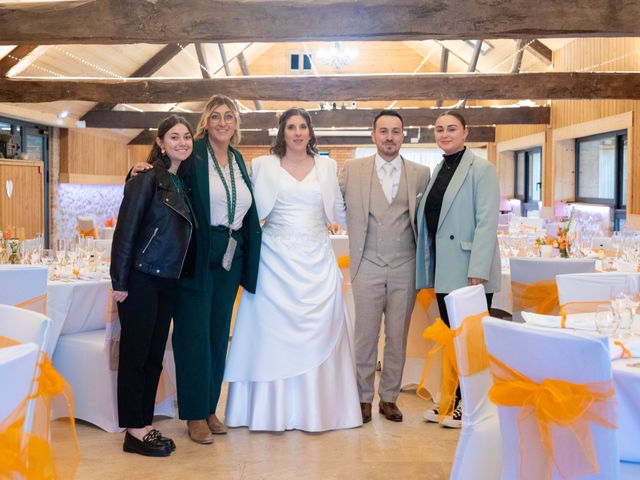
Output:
(270, 108), (319, 158)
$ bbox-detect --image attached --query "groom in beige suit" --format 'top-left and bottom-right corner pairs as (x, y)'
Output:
(339, 110), (429, 423)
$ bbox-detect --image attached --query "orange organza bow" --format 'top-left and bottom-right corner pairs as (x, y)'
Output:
(417, 312), (489, 421)
(488, 354), (616, 480)
(511, 280), (559, 315)
(557, 301), (602, 328)
(15, 294), (48, 315)
(0, 337), (79, 480)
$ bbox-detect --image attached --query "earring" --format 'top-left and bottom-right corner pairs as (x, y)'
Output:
(161, 149), (166, 155)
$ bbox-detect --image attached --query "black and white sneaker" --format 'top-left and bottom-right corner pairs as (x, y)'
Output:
(442, 401), (462, 429)
(423, 406), (440, 423)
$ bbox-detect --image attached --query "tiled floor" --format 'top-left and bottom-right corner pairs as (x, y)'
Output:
(55, 385), (458, 480)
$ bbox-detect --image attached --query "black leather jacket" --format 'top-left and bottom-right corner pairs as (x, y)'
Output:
(110, 166), (195, 291)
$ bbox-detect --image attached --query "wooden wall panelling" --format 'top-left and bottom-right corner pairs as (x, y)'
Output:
(0, 160), (44, 238)
(59, 128), (130, 183)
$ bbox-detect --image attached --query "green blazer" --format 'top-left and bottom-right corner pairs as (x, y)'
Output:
(178, 137), (261, 293)
(415, 148), (501, 293)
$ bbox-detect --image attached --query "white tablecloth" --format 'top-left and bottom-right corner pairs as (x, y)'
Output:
(47, 278), (111, 353)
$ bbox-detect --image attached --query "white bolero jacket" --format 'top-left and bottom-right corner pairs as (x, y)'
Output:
(251, 154), (347, 227)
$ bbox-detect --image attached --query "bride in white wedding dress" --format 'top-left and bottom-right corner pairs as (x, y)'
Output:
(224, 108), (362, 432)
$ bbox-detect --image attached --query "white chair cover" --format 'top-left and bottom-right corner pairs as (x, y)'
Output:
(482, 318), (620, 480)
(509, 258), (596, 322)
(0, 343), (39, 422)
(556, 272), (640, 305)
(444, 285), (502, 480)
(0, 265), (48, 307)
(0, 304), (53, 357)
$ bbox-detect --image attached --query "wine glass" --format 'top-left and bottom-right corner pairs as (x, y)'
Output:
(595, 304), (617, 336)
(55, 238), (66, 265)
(611, 284), (632, 339)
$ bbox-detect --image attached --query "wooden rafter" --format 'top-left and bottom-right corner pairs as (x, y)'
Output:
(0, 45), (37, 77)
(129, 126), (496, 146)
(526, 40), (553, 65)
(0, 0), (638, 44)
(459, 40), (484, 108)
(194, 43), (211, 79)
(4, 73), (640, 103)
(510, 39), (527, 73)
(83, 107), (550, 130)
(435, 46), (449, 108)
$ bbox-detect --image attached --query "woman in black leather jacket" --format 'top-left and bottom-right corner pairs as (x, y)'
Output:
(110, 115), (194, 457)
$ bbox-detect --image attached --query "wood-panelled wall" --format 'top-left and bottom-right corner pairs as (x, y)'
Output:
(0, 160), (44, 238)
(60, 128), (130, 184)
(495, 38), (640, 213)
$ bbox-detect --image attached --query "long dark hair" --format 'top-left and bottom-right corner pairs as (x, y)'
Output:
(437, 110), (467, 129)
(270, 108), (318, 158)
(146, 115), (194, 169)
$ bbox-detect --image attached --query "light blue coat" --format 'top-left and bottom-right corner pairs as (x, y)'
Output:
(415, 148), (501, 293)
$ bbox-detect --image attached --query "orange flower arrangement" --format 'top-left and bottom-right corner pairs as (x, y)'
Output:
(534, 218), (572, 258)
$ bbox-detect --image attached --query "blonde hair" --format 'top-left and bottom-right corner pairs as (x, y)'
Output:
(194, 94), (241, 145)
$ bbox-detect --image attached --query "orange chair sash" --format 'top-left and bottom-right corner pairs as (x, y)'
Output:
(0, 336), (79, 480)
(613, 341), (633, 359)
(15, 294), (48, 315)
(416, 288), (436, 312)
(336, 255), (350, 269)
(511, 280), (559, 315)
(488, 354), (616, 480)
(417, 311), (489, 421)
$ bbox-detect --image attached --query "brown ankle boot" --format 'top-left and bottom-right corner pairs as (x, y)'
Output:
(187, 420), (214, 444)
(207, 414), (228, 434)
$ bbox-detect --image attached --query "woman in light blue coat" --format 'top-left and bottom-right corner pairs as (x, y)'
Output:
(415, 111), (501, 427)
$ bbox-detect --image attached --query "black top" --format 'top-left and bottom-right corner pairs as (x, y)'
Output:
(425, 147), (466, 238)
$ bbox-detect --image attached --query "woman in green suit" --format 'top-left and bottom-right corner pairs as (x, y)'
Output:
(415, 111), (500, 428)
(173, 95), (261, 444)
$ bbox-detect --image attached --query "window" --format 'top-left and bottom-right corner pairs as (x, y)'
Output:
(514, 147), (542, 214)
(288, 53), (313, 73)
(576, 130), (627, 228)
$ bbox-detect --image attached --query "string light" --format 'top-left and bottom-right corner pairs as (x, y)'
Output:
(53, 46), (124, 78)
(577, 48), (640, 72)
(486, 39), (535, 73)
(10, 58), (64, 77)
(178, 43), (213, 78)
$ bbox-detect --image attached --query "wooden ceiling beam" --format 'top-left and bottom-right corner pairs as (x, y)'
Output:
(526, 40), (553, 66)
(0, 0), (638, 45)
(129, 126), (496, 146)
(84, 107), (550, 129)
(4, 73), (640, 103)
(0, 45), (37, 76)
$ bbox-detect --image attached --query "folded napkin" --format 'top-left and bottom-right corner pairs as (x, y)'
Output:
(521, 311), (596, 331)
(609, 338), (640, 360)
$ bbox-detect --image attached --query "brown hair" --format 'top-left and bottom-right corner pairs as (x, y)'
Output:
(194, 94), (241, 145)
(270, 108), (319, 158)
(147, 115), (194, 169)
(437, 110), (467, 129)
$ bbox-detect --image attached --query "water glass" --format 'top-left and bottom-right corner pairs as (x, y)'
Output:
(595, 304), (617, 336)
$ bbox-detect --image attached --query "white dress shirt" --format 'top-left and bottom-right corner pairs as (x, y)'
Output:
(374, 153), (401, 201)
(208, 150), (252, 230)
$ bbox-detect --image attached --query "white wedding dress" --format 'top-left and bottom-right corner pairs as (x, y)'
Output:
(224, 166), (362, 432)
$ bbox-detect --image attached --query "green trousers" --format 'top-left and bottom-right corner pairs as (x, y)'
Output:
(172, 227), (243, 420)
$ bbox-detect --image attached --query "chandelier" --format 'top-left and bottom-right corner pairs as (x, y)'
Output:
(316, 42), (358, 70)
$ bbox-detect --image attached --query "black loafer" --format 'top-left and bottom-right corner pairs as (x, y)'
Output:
(147, 429), (176, 452)
(123, 431), (171, 457)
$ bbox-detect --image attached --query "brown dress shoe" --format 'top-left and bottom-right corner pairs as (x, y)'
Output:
(378, 401), (403, 422)
(187, 420), (214, 444)
(207, 413), (228, 434)
(360, 402), (372, 423)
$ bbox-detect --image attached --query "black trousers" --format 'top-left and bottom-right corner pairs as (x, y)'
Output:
(436, 292), (493, 405)
(117, 269), (176, 428)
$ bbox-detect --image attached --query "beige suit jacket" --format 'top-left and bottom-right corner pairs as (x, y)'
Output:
(339, 155), (430, 281)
